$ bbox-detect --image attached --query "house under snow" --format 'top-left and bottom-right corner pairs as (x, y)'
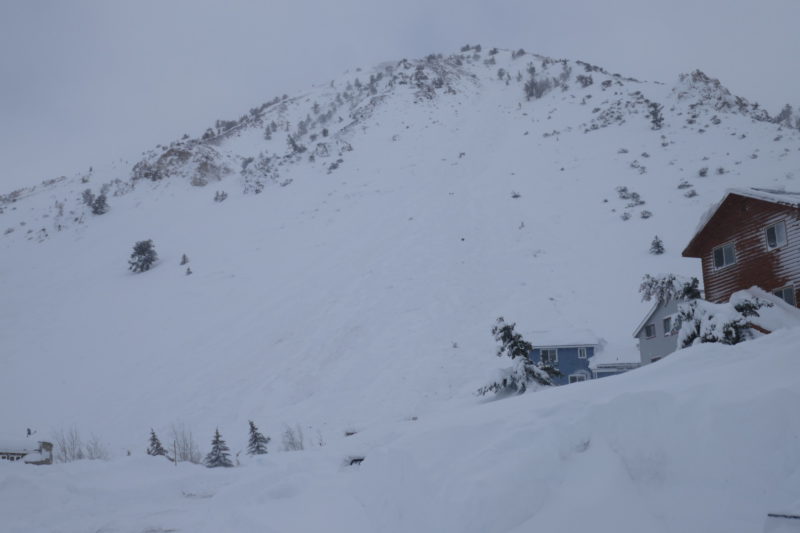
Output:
(0, 439), (53, 465)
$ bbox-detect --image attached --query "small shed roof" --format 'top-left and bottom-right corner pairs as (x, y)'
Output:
(683, 187), (800, 257)
(0, 438), (39, 453)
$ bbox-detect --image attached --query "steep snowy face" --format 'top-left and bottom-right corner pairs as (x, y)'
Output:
(1, 46), (799, 449)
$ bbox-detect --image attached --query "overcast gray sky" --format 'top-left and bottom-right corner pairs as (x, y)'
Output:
(2, 0), (798, 190)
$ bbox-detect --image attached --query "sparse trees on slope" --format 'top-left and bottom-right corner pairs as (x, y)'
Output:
(146, 429), (168, 457)
(204, 428), (233, 468)
(247, 420), (270, 455)
(129, 240), (157, 273)
(91, 194), (108, 215)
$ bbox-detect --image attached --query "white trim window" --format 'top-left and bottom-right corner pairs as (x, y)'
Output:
(765, 221), (787, 250)
(577, 347), (588, 359)
(663, 316), (672, 336)
(540, 348), (558, 365)
(713, 242), (736, 269)
(773, 286), (797, 307)
(644, 324), (656, 339)
(569, 374), (587, 384)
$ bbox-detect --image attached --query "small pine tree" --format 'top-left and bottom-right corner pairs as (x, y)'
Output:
(81, 189), (95, 207)
(185, 267), (192, 276)
(180, 254), (189, 265)
(146, 429), (168, 457)
(204, 428), (233, 468)
(650, 235), (665, 255)
(247, 420), (270, 455)
(129, 239), (158, 272)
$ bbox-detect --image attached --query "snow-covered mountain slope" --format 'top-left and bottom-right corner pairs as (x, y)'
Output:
(3, 329), (799, 533)
(1, 46), (799, 453)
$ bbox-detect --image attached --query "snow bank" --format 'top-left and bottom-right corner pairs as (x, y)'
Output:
(2, 328), (799, 533)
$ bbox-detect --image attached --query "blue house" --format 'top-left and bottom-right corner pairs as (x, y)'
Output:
(528, 329), (604, 385)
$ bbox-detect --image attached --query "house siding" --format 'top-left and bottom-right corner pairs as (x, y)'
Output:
(684, 196), (800, 305)
(636, 299), (680, 364)
(530, 346), (594, 385)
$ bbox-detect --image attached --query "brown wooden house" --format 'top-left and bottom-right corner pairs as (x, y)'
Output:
(682, 188), (800, 306)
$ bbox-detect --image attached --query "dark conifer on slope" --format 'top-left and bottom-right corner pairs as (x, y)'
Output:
(146, 429), (168, 457)
(129, 239), (158, 273)
(247, 420), (270, 455)
(204, 428), (233, 468)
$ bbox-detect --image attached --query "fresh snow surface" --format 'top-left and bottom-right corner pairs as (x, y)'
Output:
(1, 48), (800, 531)
(2, 328), (800, 533)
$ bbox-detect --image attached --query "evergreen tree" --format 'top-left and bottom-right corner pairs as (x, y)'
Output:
(491, 317), (533, 360)
(650, 235), (665, 255)
(91, 194), (108, 215)
(146, 429), (168, 457)
(129, 239), (158, 273)
(180, 254), (189, 265)
(478, 317), (560, 396)
(247, 420), (270, 455)
(204, 428), (233, 468)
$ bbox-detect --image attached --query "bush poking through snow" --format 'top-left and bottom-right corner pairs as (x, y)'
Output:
(247, 420), (270, 455)
(282, 424), (305, 451)
(677, 296), (773, 348)
(52, 427), (109, 462)
(204, 428), (233, 468)
(128, 240), (157, 273)
(169, 423), (202, 464)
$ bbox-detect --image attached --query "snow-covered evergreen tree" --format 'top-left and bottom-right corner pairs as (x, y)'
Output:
(247, 420), (270, 455)
(478, 317), (560, 396)
(146, 429), (168, 457)
(639, 274), (701, 303)
(650, 235), (665, 255)
(204, 428), (233, 468)
(128, 239), (158, 273)
(180, 254), (189, 265)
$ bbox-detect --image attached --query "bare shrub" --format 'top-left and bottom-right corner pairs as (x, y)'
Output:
(52, 426), (85, 463)
(169, 423), (202, 464)
(85, 435), (110, 460)
(281, 424), (305, 451)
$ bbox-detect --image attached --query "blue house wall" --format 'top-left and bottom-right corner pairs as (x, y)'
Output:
(529, 346), (595, 385)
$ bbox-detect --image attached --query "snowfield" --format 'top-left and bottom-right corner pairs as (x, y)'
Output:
(1, 47), (799, 531)
(2, 328), (799, 533)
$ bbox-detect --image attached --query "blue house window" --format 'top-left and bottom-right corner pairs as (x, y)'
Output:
(541, 349), (558, 364)
(569, 375), (587, 384)
(577, 347), (587, 359)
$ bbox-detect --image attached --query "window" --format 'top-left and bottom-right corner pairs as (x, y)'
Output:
(773, 286), (797, 307)
(577, 347), (588, 359)
(540, 348), (558, 364)
(644, 324), (656, 338)
(663, 317), (672, 336)
(765, 221), (787, 250)
(569, 374), (587, 384)
(713, 243), (736, 269)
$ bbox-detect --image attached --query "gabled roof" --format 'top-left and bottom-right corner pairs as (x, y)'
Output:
(632, 301), (660, 338)
(683, 187), (800, 257)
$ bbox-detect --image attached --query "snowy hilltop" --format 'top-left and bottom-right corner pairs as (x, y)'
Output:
(1, 45), (800, 532)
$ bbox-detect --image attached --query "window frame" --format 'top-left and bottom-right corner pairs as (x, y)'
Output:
(662, 316), (672, 336)
(568, 374), (587, 384)
(540, 348), (558, 364)
(712, 241), (736, 270)
(644, 323), (656, 339)
(773, 286), (797, 307)
(577, 347), (588, 359)
(765, 221), (787, 251)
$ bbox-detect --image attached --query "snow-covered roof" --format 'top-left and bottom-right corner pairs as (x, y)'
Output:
(589, 347), (641, 368)
(528, 328), (602, 348)
(685, 187), (800, 256)
(0, 438), (39, 453)
(632, 302), (660, 338)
